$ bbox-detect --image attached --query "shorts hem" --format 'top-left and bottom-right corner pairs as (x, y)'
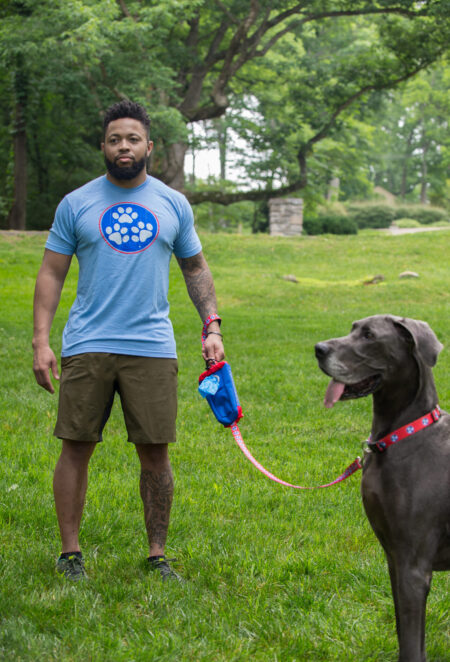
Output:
(127, 437), (177, 445)
(53, 431), (102, 443)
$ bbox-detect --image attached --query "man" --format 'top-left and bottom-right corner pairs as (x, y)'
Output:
(32, 100), (224, 582)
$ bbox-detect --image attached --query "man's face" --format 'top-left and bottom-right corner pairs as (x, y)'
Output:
(102, 117), (153, 182)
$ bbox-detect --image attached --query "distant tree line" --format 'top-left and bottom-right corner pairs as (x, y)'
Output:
(0, 0), (449, 230)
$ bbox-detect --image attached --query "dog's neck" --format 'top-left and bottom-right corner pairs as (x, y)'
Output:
(371, 362), (438, 441)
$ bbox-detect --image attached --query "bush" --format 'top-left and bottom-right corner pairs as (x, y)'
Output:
(346, 203), (396, 229)
(303, 217), (324, 235)
(394, 218), (421, 228)
(252, 201), (269, 233)
(393, 205), (449, 225)
(193, 200), (254, 232)
(303, 214), (358, 235)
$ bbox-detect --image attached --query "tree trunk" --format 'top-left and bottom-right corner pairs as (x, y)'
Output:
(420, 140), (429, 205)
(151, 141), (188, 192)
(400, 128), (414, 200)
(213, 118), (227, 180)
(7, 99), (27, 230)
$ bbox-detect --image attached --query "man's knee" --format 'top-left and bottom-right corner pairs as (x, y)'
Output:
(60, 439), (97, 464)
(135, 443), (170, 470)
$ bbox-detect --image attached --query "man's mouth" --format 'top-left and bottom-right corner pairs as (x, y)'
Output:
(116, 156), (134, 165)
(323, 375), (382, 408)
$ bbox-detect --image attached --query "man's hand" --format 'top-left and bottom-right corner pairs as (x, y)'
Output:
(33, 344), (60, 394)
(202, 329), (225, 365)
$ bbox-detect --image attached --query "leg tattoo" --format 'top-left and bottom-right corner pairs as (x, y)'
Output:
(140, 468), (174, 552)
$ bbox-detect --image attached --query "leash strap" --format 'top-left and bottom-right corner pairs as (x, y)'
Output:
(230, 422), (362, 490)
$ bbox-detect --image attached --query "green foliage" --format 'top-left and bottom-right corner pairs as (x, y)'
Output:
(394, 205), (449, 225)
(303, 214), (358, 235)
(394, 218), (421, 228)
(1, 1), (450, 227)
(193, 199), (254, 233)
(347, 203), (397, 229)
(369, 65), (450, 205)
(251, 200), (269, 234)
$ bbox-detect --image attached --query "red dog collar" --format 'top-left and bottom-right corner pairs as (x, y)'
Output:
(368, 405), (441, 452)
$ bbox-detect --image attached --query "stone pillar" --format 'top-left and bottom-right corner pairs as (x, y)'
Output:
(268, 198), (303, 236)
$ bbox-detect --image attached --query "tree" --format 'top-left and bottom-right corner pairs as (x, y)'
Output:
(1, 0), (449, 228)
(369, 64), (450, 205)
(0, 0), (119, 229)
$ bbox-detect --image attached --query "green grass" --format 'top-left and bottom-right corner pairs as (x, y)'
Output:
(0, 229), (449, 661)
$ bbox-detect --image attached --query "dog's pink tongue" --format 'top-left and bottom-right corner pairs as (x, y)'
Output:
(324, 379), (345, 408)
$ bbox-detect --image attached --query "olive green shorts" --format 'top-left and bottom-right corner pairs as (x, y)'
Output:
(54, 353), (178, 444)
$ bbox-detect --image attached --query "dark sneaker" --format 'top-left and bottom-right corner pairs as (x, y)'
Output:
(148, 556), (183, 582)
(56, 553), (87, 581)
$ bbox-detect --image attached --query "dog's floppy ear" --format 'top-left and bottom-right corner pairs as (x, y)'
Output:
(393, 317), (443, 367)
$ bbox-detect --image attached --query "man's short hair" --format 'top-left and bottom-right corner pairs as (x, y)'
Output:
(103, 101), (151, 138)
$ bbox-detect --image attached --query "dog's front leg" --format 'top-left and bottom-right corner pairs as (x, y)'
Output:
(388, 557), (432, 662)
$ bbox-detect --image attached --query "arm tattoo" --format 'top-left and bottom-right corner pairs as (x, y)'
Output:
(177, 253), (218, 322)
(140, 468), (174, 550)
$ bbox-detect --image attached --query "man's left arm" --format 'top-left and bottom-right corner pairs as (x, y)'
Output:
(177, 251), (224, 364)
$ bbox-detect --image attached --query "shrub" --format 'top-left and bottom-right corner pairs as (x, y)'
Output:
(193, 200), (255, 232)
(303, 214), (358, 235)
(346, 203), (396, 229)
(394, 218), (421, 228)
(393, 205), (449, 225)
(303, 217), (324, 235)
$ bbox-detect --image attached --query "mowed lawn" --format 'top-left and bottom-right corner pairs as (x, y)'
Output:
(0, 229), (449, 661)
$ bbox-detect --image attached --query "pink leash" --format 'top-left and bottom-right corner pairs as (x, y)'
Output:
(229, 404), (441, 489)
(201, 318), (362, 489)
(230, 422), (362, 490)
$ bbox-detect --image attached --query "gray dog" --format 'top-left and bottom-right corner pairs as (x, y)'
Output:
(315, 315), (449, 662)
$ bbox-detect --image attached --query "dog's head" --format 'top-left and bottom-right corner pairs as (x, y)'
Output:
(315, 315), (443, 408)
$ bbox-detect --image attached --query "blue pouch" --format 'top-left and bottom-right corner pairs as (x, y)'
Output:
(198, 361), (243, 427)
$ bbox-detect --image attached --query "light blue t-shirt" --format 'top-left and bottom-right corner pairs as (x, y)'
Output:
(46, 175), (202, 358)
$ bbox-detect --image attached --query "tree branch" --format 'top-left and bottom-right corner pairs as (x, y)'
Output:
(302, 61), (438, 155)
(184, 4), (426, 123)
(186, 178), (306, 205)
(186, 60), (439, 207)
(116, 0), (137, 21)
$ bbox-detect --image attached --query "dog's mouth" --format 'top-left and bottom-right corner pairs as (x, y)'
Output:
(324, 375), (381, 408)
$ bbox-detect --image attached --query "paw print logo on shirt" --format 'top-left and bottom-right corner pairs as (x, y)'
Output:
(99, 203), (159, 253)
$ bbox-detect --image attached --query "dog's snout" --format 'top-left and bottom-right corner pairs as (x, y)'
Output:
(315, 342), (331, 359)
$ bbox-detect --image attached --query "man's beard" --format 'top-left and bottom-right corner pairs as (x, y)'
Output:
(104, 155), (147, 181)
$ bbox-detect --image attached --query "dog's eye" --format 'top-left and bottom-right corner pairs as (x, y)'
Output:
(363, 330), (375, 340)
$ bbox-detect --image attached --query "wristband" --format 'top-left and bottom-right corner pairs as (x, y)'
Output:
(202, 314), (222, 344)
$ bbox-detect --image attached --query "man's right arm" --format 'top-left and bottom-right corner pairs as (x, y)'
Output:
(32, 249), (72, 393)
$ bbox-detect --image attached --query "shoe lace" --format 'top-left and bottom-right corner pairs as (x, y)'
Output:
(149, 557), (181, 580)
(67, 555), (84, 573)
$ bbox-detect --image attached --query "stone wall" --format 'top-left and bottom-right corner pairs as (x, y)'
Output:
(268, 198), (303, 236)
